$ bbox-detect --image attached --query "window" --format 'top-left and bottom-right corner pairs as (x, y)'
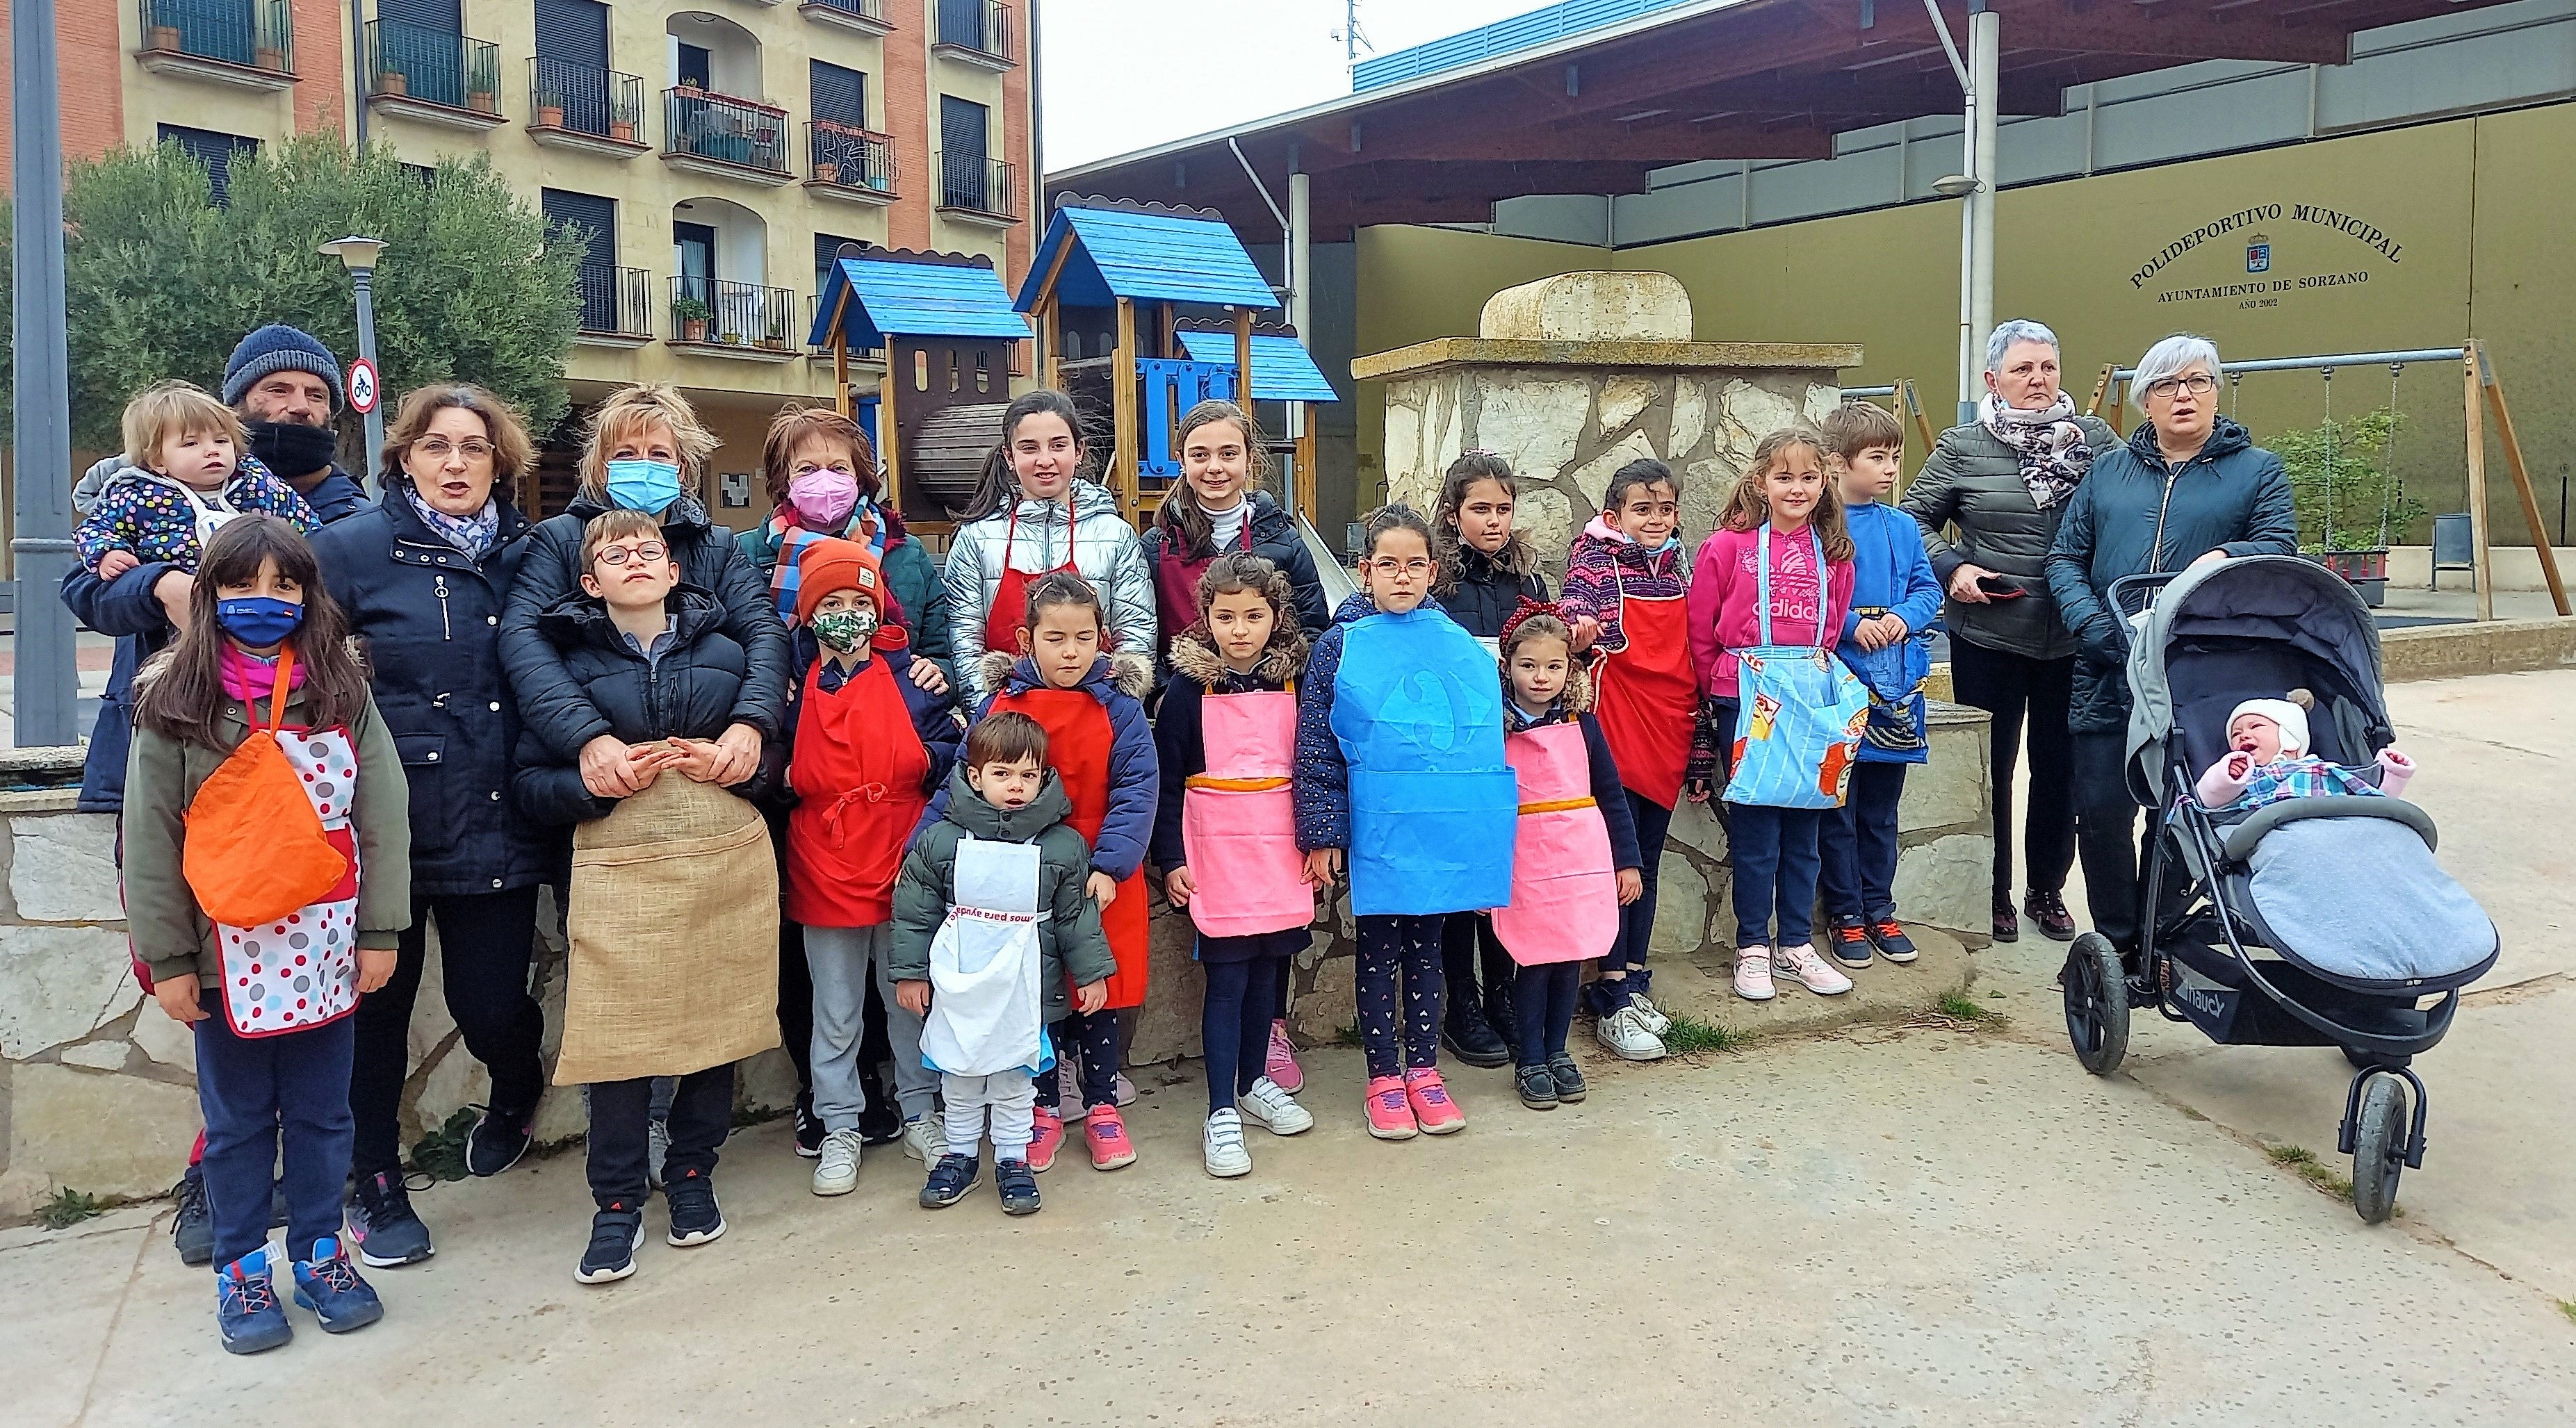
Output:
(939, 95), (989, 208)
(535, 0), (614, 134)
(404, 163), (437, 188)
(676, 42), (711, 90)
(158, 125), (259, 206)
(810, 60), (866, 128)
(542, 189), (620, 333)
(814, 232), (863, 301)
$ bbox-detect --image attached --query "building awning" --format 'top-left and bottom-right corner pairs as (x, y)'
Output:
(1173, 330), (1341, 404)
(1016, 199), (1280, 312)
(808, 248), (1032, 350)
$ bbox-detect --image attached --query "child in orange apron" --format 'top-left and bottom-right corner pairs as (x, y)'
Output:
(1491, 606), (1645, 1109)
(956, 571), (1158, 1172)
(1152, 553), (1321, 1178)
(1557, 458), (1697, 1059)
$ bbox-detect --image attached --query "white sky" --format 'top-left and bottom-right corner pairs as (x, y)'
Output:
(1038, 0), (1547, 172)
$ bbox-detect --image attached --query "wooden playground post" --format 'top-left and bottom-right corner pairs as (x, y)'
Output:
(1898, 379), (1939, 459)
(1032, 236), (1073, 389)
(1233, 306), (1255, 406)
(2463, 346), (2493, 622)
(1111, 297), (1141, 516)
(2468, 339), (2573, 617)
(2086, 363), (2119, 420)
(878, 354), (903, 516)
(1296, 424), (1318, 525)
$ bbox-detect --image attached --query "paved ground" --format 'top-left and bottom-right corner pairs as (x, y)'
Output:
(4, 673), (2571, 1426)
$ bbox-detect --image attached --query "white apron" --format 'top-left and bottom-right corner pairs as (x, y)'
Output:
(215, 725), (362, 1037)
(918, 835), (1050, 1077)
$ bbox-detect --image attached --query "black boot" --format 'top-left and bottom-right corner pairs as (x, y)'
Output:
(1485, 983), (1520, 1062)
(1441, 996), (1511, 1067)
(856, 1065), (902, 1146)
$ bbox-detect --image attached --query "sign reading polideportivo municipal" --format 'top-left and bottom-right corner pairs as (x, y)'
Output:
(2129, 204), (2406, 311)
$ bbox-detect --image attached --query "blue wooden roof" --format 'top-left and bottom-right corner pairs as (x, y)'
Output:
(807, 253), (1031, 349)
(1173, 331), (1340, 404)
(1016, 204), (1280, 312)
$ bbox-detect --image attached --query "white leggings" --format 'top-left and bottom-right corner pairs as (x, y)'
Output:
(941, 1069), (1036, 1163)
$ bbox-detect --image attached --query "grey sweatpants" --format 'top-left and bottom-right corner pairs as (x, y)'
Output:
(804, 923), (936, 1131)
(943, 1070), (1036, 1162)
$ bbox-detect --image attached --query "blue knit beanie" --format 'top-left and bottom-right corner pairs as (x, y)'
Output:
(221, 325), (344, 410)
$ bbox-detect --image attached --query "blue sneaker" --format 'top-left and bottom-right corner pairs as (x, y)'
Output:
(919, 1154), (979, 1208)
(292, 1237), (384, 1333)
(216, 1248), (293, 1355)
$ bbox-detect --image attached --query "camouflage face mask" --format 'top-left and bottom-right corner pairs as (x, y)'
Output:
(810, 605), (876, 653)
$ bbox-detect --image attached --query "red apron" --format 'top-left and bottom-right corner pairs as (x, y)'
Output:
(785, 657), (931, 928)
(1592, 561), (1697, 807)
(1490, 721), (1620, 966)
(986, 685), (1150, 1007)
(984, 493), (1082, 654)
(1150, 518), (1254, 655)
(1180, 689), (1313, 937)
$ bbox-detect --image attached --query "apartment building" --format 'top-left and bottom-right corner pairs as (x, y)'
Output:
(10, 0), (1038, 520)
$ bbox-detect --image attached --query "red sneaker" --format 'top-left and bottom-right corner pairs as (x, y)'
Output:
(1086, 1106), (1137, 1170)
(1364, 1075), (1417, 1140)
(1264, 1020), (1304, 1094)
(1027, 1107), (1064, 1174)
(1403, 1067), (1465, 1135)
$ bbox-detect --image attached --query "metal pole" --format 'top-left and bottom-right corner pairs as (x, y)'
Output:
(1968, 4), (1999, 424)
(1288, 169), (1312, 442)
(350, 0), (370, 147)
(352, 265), (386, 490)
(12, 0), (82, 748)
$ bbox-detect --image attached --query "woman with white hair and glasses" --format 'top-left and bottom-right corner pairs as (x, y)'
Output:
(2044, 333), (2296, 961)
(1902, 319), (2119, 944)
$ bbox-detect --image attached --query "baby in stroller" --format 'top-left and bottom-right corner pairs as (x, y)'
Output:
(2193, 690), (2415, 812)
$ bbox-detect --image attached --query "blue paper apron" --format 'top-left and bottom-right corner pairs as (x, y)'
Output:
(1331, 607), (1519, 916)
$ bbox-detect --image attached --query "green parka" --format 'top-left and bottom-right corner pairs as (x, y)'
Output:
(889, 764), (1115, 1023)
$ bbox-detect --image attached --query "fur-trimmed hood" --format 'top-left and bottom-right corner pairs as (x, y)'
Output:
(1166, 625), (1309, 690)
(979, 648), (1156, 705)
(1504, 656), (1595, 729)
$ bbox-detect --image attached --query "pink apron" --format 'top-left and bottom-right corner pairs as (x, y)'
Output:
(1179, 689), (1315, 937)
(1490, 721), (1620, 966)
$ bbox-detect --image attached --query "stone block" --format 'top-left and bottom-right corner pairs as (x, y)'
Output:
(1512, 486), (1576, 568)
(129, 1006), (196, 1074)
(0, 925), (142, 1060)
(1715, 379), (1802, 455)
(1477, 271), (1693, 343)
(1802, 383), (1844, 427)
(1649, 853), (1711, 960)
(7, 1063), (203, 1201)
(738, 1047), (800, 1115)
(1472, 374), (1588, 480)
(1892, 833), (1996, 938)
(1900, 733), (1990, 837)
(58, 1040), (131, 1072)
(1670, 379), (1713, 461)
(1565, 429), (1661, 515)
(1289, 951), (1355, 1048)
(9, 813), (124, 924)
(1130, 898), (1218, 1066)
(410, 1032), (489, 1147)
(1596, 375), (1659, 437)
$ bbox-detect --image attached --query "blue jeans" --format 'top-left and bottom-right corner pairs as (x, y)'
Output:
(1727, 803), (1824, 947)
(1818, 762), (1907, 920)
(195, 1010), (357, 1268)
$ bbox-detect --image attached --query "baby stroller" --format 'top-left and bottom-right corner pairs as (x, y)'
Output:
(2059, 555), (2498, 1222)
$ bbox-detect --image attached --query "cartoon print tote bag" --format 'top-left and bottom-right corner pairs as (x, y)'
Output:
(1722, 528), (1868, 810)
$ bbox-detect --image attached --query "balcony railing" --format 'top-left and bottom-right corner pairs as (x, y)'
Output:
(802, 0), (890, 27)
(808, 123), (897, 195)
(937, 154), (1020, 220)
(663, 88), (791, 174)
(138, 0), (295, 74)
(934, 0), (1013, 63)
(669, 276), (800, 350)
(366, 19), (501, 115)
(531, 58), (644, 142)
(578, 265), (653, 338)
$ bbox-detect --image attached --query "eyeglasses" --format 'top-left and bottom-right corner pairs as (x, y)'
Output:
(594, 542), (667, 566)
(415, 438), (495, 462)
(1367, 557), (1433, 576)
(2145, 373), (2219, 400)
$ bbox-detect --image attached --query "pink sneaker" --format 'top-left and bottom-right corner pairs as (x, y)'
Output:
(1266, 1020), (1303, 1094)
(1404, 1067), (1466, 1134)
(1364, 1076), (1417, 1140)
(1027, 1107), (1064, 1174)
(1086, 1106), (1136, 1170)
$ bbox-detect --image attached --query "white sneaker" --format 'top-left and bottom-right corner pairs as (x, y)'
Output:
(1734, 946), (1777, 1001)
(901, 1115), (940, 1165)
(810, 1128), (863, 1197)
(1237, 1076), (1315, 1135)
(1596, 1004), (1670, 1060)
(1776, 941), (1854, 995)
(1627, 991), (1673, 1037)
(1203, 1110), (1252, 1179)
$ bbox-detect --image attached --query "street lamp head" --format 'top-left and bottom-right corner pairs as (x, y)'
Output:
(1932, 174), (1982, 199)
(319, 236), (387, 272)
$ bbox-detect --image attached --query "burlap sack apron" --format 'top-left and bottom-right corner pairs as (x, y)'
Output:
(553, 762), (781, 1085)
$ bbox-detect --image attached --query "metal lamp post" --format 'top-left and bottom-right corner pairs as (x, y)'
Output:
(319, 236), (388, 490)
(13, 0), (80, 748)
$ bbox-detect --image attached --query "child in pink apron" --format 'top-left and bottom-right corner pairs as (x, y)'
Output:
(1152, 553), (1321, 1177)
(1490, 605), (1644, 1109)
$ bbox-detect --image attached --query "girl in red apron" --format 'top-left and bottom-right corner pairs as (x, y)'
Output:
(122, 516), (407, 1353)
(967, 571), (1159, 1172)
(1557, 458), (1696, 1060)
(1151, 552), (1321, 1178)
(1491, 607), (1645, 1108)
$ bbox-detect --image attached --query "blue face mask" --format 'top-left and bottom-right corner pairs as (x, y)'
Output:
(605, 458), (684, 514)
(215, 595), (304, 648)
(1649, 534), (1679, 554)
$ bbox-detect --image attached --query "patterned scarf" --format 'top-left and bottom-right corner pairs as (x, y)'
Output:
(762, 495), (890, 625)
(405, 484), (500, 559)
(1981, 391), (2094, 511)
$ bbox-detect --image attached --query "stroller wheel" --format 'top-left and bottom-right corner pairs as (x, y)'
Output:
(2062, 933), (2130, 1076)
(2349, 1074), (2407, 1224)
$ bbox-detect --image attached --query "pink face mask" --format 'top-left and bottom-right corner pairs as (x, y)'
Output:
(788, 468), (860, 529)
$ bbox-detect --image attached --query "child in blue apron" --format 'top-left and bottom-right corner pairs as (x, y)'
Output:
(1294, 506), (1519, 1142)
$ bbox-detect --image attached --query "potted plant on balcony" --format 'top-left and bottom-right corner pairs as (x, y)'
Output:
(377, 68), (408, 97)
(148, 20), (181, 52)
(760, 312), (788, 351)
(671, 295), (711, 344)
(256, 44), (287, 73)
(535, 90), (564, 129)
(2278, 404), (2418, 609)
(610, 97), (637, 143)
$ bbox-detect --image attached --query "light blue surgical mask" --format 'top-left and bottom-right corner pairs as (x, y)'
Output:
(605, 458), (683, 514)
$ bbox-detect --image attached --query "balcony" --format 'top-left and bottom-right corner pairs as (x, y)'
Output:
(931, 0), (1014, 69)
(366, 19), (505, 130)
(806, 123), (898, 206)
(528, 58), (648, 157)
(136, 0), (296, 91)
(661, 88), (794, 186)
(669, 277), (801, 360)
(575, 265), (653, 348)
(800, 0), (892, 35)
(936, 154), (1021, 225)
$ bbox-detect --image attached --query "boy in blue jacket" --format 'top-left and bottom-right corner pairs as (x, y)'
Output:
(1818, 403), (1943, 970)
